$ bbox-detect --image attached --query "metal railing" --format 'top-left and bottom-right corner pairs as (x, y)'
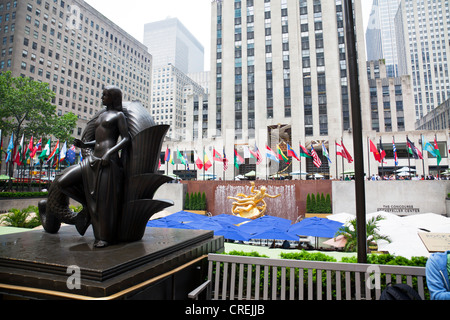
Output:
(189, 253), (427, 300)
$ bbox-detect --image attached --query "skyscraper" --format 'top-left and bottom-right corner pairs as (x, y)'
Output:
(0, 0), (153, 136)
(143, 17), (204, 74)
(365, 0), (401, 77)
(207, 0), (370, 178)
(395, 0), (450, 120)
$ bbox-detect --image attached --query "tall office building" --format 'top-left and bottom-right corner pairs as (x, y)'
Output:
(395, 0), (450, 120)
(151, 64), (204, 141)
(365, 0), (401, 77)
(143, 17), (204, 74)
(207, 0), (370, 177)
(0, 0), (153, 136)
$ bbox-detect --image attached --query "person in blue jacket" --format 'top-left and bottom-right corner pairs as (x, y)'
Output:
(426, 251), (450, 300)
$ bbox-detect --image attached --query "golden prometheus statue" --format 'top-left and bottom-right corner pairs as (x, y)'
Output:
(228, 182), (281, 219)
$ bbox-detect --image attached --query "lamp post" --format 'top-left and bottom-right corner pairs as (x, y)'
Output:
(343, 0), (367, 263)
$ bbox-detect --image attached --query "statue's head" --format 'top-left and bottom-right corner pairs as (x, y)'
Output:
(103, 86), (123, 111)
(260, 186), (266, 194)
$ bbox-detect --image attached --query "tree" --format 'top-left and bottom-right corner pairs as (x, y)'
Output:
(0, 72), (77, 174)
(335, 215), (392, 252)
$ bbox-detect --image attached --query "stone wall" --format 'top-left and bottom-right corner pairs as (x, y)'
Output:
(332, 180), (450, 216)
(184, 180), (332, 222)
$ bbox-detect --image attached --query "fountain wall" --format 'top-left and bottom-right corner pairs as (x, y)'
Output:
(184, 180), (332, 222)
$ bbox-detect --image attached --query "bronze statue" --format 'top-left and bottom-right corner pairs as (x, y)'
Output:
(228, 182), (281, 220)
(39, 86), (173, 247)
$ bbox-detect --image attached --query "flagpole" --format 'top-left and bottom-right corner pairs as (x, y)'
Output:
(203, 146), (205, 181)
(379, 137), (384, 179)
(334, 140), (338, 180)
(435, 134), (440, 179)
(406, 135), (411, 179)
(393, 136), (397, 180)
(366, 137), (371, 178)
(299, 141), (302, 181)
(420, 136), (425, 177)
(341, 138), (344, 179)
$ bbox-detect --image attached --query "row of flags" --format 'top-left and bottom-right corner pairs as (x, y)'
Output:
(368, 135), (442, 166)
(162, 142), (353, 172)
(2, 132), (79, 167)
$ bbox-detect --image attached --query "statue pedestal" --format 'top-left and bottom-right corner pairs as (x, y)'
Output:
(0, 226), (223, 300)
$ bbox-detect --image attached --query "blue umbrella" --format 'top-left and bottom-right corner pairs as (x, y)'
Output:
(163, 210), (208, 223)
(210, 214), (250, 225)
(187, 217), (232, 232)
(215, 225), (252, 241)
(146, 218), (171, 228)
(251, 227), (299, 241)
(239, 215), (292, 235)
(288, 217), (343, 238)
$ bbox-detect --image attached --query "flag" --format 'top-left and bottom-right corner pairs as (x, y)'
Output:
(177, 148), (186, 165)
(336, 141), (353, 163)
(213, 148), (223, 162)
(252, 144), (263, 165)
(243, 145), (251, 159)
(434, 137), (442, 166)
(66, 145), (76, 165)
(379, 139), (386, 161)
(310, 145), (322, 168)
(299, 144), (312, 158)
(47, 140), (59, 164)
(287, 143), (300, 161)
(39, 139), (51, 160)
(277, 144), (289, 162)
(223, 148), (229, 171)
(30, 138), (42, 158)
(265, 145), (279, 163)
(422, 135), (437, 157)
(406, 137), (422, 159)
(321, 143), (332, 164)
(203, 150), (212, 171)
(59, 141), (67, 163)
(342, 142), (354, 163)
(183, 151), (189, 164)
(164, 147), (170, 163)
(5, 134), (14, 163)
(369, 139), (381, 162)
(14, 135), (24, 165)
(234, 149), (244, 168)
(168, 149), (175, 165)
(194, 151), (203, 170)
(392, 139), (398, 166)
(25, 136), (33, 162)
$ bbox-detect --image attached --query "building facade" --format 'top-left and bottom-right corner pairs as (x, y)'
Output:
(0, 0), (153, 136)
(395, 0), (450, 120)
(151, 63), (204, 141)
(143, 17), (204, 74)
(205, 0), (370, 179)
(365, 0), (401, 77)
(367, 59), (415, 133)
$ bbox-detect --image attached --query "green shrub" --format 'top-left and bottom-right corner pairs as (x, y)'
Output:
(0, 192), (48, 198)
(0, 205), (41, 228)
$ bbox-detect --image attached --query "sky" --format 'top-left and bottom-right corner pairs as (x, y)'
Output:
(84, 0), (372, 72)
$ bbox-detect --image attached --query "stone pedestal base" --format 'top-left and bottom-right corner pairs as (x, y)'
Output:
(0, 226), (223, 300)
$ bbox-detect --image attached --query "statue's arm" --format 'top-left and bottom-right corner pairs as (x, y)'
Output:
(74, 138), (95, 149)
(266, 194), (281, 198)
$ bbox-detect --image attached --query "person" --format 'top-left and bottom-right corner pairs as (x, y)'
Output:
(56, 86), (130, 248)
(426, 250), (450, 300)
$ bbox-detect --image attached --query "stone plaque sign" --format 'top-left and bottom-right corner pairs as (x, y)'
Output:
(419, 233), (450, 253)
